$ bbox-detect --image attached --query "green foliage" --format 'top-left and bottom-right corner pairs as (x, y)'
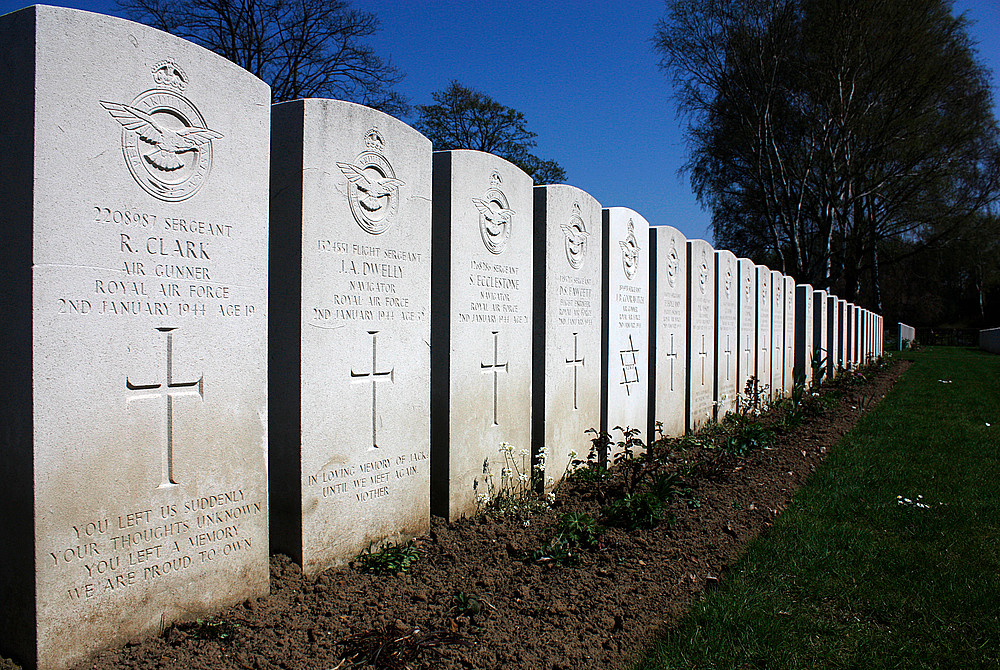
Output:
(414, 81), (566, 184)
(603, 492), (669, 530)
(452, 592), (483, 617)
(354, 539), (420, 574)
(181, 618), (240, 643)
(532, 512), (604, 566)
(474, 443), (553, 520)
(724, 419), (775, 457)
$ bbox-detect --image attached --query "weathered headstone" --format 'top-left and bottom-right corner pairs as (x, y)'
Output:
(794, 284), (814, 388)
(0, 7), (269, 669)
(532, 185), (602, 487)
(755, 266), (772, 400)
(845, 303), (855, 369)
(736, 259), (756, 409)
(812, 289), (828, 380)
(430, 151), (533, 520)
(898, 322), (916, 350)
(686, 239), (716, 430)
(648, 225), (687, 439)
(269, 99), (431, 575)
(601, 208), (649, 454)
(783, 275), (796, 394)
(714, 250), (738, 420)
(770, 270), (784, 398)
(838, 299), (848, 372)
(828, 296), (840, 378)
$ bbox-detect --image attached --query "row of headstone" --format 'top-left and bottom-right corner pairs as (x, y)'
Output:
(0, 7), (886, 669)
(899, 322), (916, 350)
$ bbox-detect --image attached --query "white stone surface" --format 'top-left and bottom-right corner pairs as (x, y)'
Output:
(429, 151), (533, 521)
(269, 99), (431, 576)
(783, 275), (796, 394)
(736, 259), (756, 410)
(532, 185), (602, 487)
(755, 266), (772, 400)
(686, 240), (716, 430)
(845, 303), (855, 368)
(714, 250), (738, 420)
(601, 208), (649, 453)
(838, 299), (848, 372)
(898, 322), (916, 350)
(649, 225), (687, 439)
(794, 284), (814, 388)
(0, 7), (270, 669)
(770, 270), (784, 398)
(812, 289), (828, 379)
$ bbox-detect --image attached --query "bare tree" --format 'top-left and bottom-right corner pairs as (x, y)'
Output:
(117, 0), (408, 113)
(415, 81), (567, 185)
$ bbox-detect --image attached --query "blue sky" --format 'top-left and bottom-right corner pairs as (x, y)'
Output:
(3, 0), (999, 245)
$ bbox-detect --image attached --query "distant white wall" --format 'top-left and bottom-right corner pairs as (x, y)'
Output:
(898, 322), (916, 350)
(980, 327), (1000, 354)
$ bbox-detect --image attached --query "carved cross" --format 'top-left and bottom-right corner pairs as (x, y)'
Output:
(481, 331), (509, 426)
(351, 331), (394, 449)
(126, 327), (203, 490)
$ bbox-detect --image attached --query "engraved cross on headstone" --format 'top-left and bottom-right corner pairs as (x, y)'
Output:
(351, 330), (394, 449)
(664, 333), (678, 392)
(565, 332), (585, 410)
(619, 334), (640, 396)
(698, 334), (708, 385)
(126, 327), (204, 490)
(481, 331), (509, 426)
(724, 334), (732, 381)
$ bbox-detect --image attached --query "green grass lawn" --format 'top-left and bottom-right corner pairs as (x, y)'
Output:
(636, 347), (1000, 669)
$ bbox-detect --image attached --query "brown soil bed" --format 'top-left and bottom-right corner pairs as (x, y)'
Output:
(77, 361), (908, 670)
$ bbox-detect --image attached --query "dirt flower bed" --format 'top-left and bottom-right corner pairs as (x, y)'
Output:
(71, 360), (907, 670)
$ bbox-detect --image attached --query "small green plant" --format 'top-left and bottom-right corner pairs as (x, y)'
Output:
(603, 492), (668, 530)
(724, 420), (775, 457)
(181, 617), (240, 642)
(452, 591), (483, 617)
(474, 442), (553, 520)
(532, 512), (604, 566)
(809, 348), (828, 388)
(557, 511), (603, 548)
(354, 538), (420, 574)
(736, 376), (770, 416)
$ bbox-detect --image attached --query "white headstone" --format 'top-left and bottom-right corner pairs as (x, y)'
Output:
(714, 250), (738, 420)
(845, 303), (855, 369)
(794, 284), (814, 388)
(648, 225), (687, 439)
(736, 259), (756, 410)
(812, 289), (828, 379)
(269, 99), (431, 575)
(686, 240), (716, 430)
(898, 322), (915, 350)
(827, 295), (840, 378)
(532, 185), (602, 487)
(783, 275), (796, 394)
(755, 266), (772, 400)
(429, 151), (533, 520)
(838, 299), (848, 372)
(601, 208), (649, 455)
(0, 7), (270, 669)
(770, 270), (784, 398)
